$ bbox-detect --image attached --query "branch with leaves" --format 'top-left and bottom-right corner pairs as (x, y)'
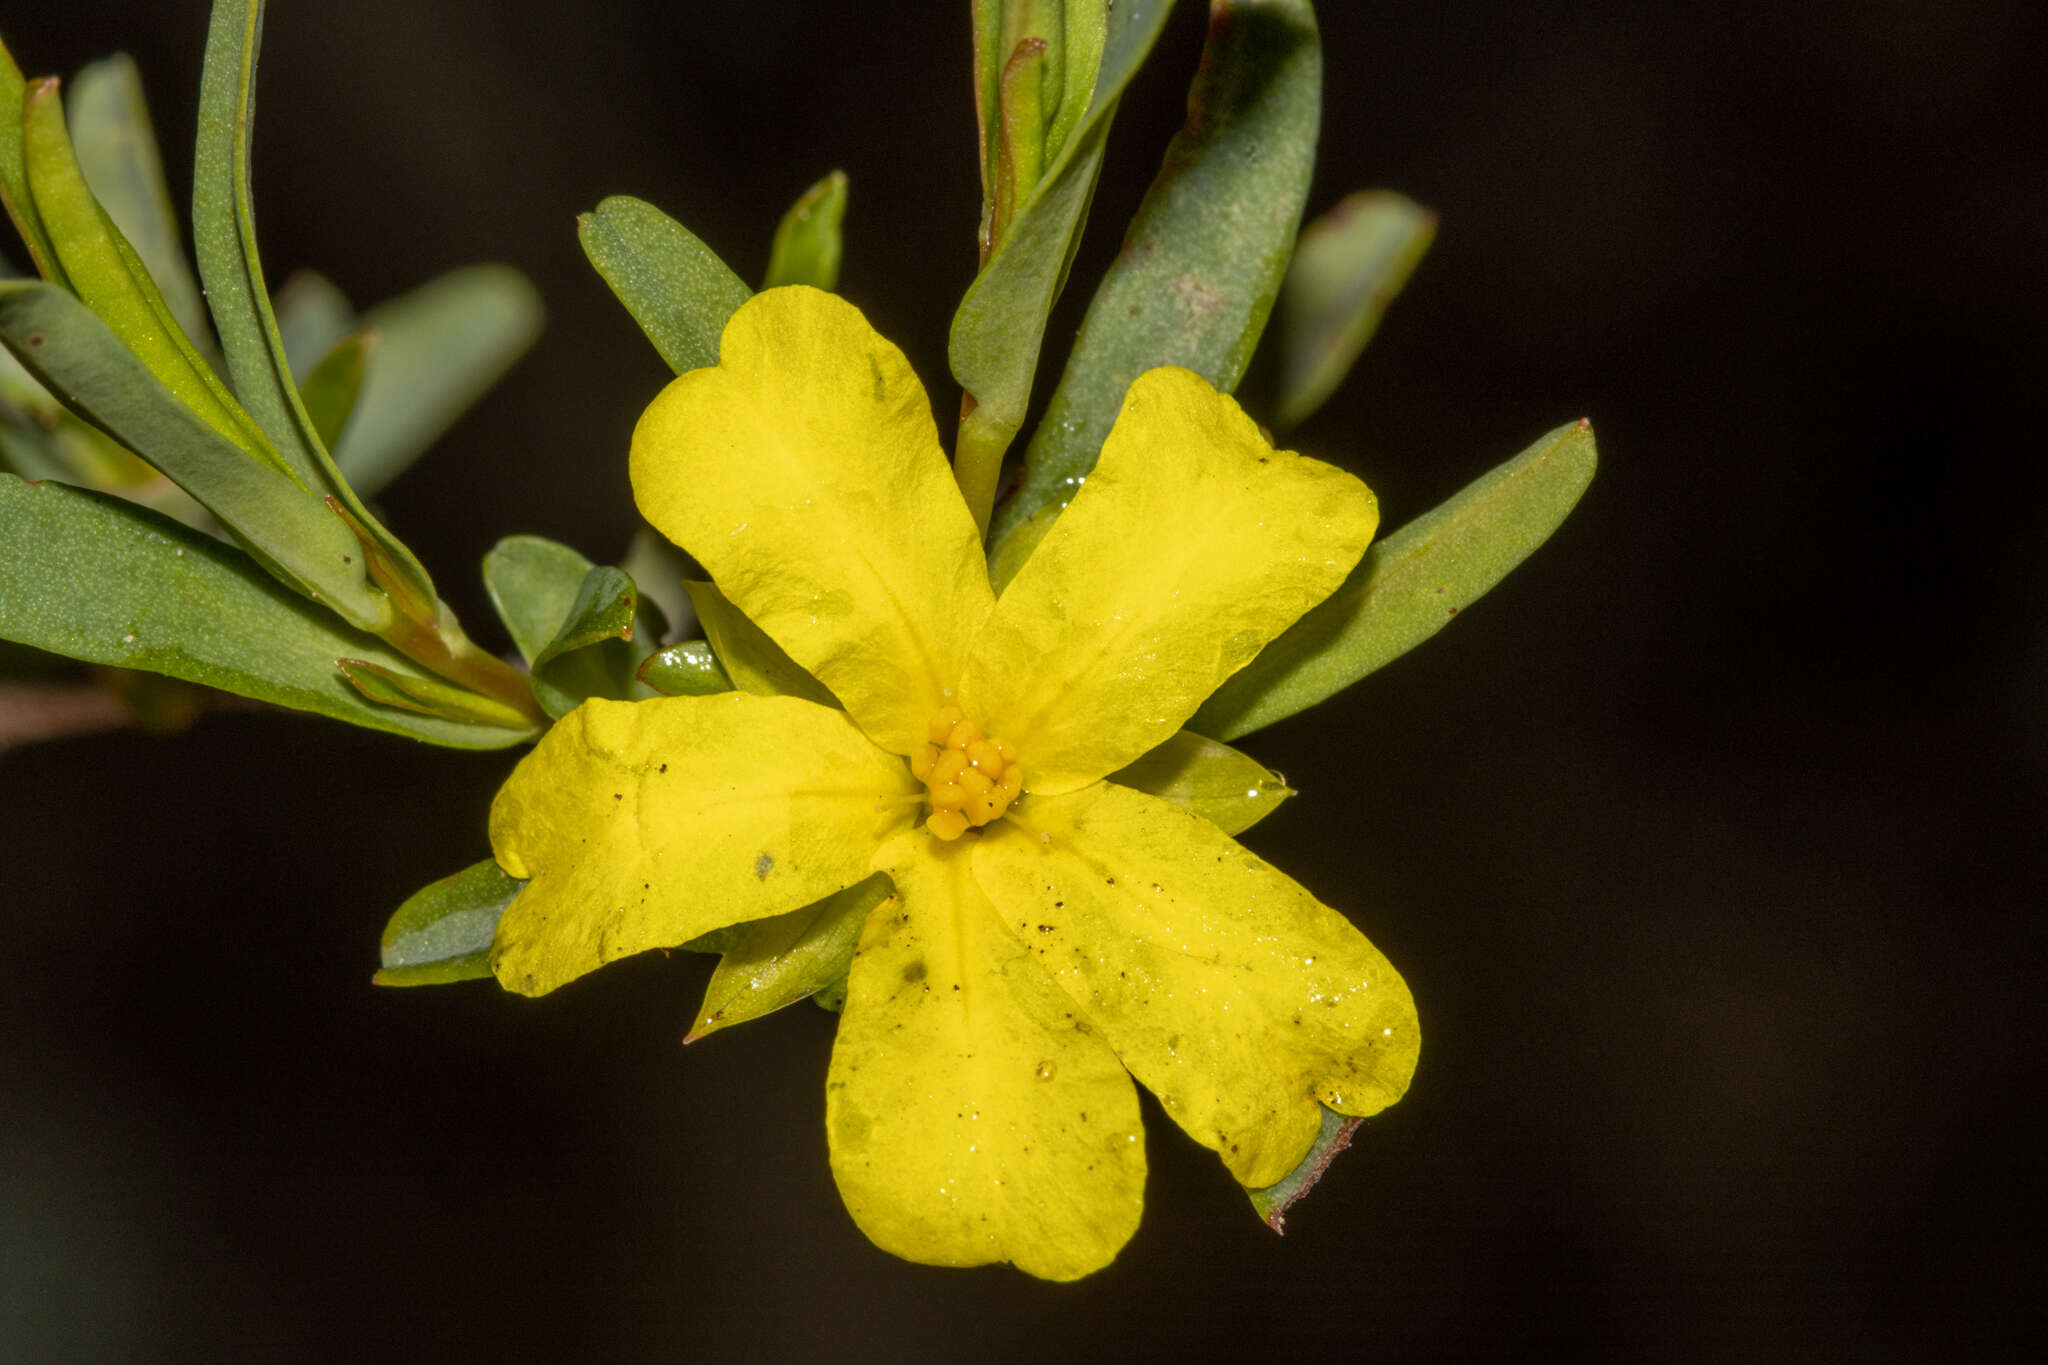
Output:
(0, 0), (1595, 1278)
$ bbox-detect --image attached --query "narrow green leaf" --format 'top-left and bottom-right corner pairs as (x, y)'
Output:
(482, 534), (594, 665)
(191, 0), (442, 616)
(0, 36), (66, 283)
(686, 874), (893, 1040)
(990, 0), (1321, 549)
(0, 279), (387, 628)
(637, 640), (732, 697)
(1274, 190), (1435, 430)
(331, 264), (543, 498)
(763, 171), (848, 291)
(0, 473), (530, 748)
(1109, 730), (1294, 836)
(683, 578), (835, 707)
(67, 54), (218, 369)
(1194, 419), (1598, 740)
(192, 0), (331, 484)
(298, 329), (370, 450)
(374, 858), (525, 987)
(971, 2), (1110, 246)
(337, 658), (538, 730)
(21, 78), (277, 469)
(949, 0), (1175, 527)
(578, 195), (751, 375)
(273, 269), (354, 378)
(1244, 1104), (1362, 1232)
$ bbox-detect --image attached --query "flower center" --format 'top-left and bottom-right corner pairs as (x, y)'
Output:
(910, 705), (1023, 841)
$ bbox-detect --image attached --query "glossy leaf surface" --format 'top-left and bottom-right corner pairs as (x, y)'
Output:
(1194, 419), (1598, 740)
(579, 195), (751, 375)
(1273, 190), (1435, 430)
(0, 473), (530, 747)
(375, 858), (526, 986)
(636, 640), (731, 697)
(331, 264), (542, 498)
(763, 171), (847, 291)
(991, 0), (1321, 550)
(687, 873), (891, 1039)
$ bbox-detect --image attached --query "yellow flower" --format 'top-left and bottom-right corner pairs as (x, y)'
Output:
(487, 287), (1420, 1279)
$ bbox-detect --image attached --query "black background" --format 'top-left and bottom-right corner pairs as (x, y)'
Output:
(2, 1), (2039, 1359)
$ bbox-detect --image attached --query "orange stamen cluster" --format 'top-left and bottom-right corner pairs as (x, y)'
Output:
(911, 705), (1022, 841)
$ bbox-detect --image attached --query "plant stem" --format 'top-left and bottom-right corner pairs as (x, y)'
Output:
(954, 398), (1013, 541)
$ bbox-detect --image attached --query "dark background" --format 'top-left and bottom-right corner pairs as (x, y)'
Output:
(2, 1), (2038, 1359)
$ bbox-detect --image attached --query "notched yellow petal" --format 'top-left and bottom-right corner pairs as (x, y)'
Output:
(630, 287), (994, 753)
(826, 837), (1146, 1281)
(972, 782), (1419, 1188)
(964, 366), (1379, 793)
(488, 693), (918, 997)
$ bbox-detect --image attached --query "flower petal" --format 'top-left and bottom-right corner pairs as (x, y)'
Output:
(630, 287), (995, 754)
(826, 835), (1146, 1280)
(962, 367), (1378, 793)
(973, 781), (1418, 1187)
(489, 693), (917, 997)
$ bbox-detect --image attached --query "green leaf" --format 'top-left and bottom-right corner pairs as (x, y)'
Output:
(1273, 190), (1435, 431)
(683, 578), (836, 707)
(1243, 1103), (1361, 1233)
(273, 269), (354, 378)
(20, 77), (277, 469)
(618, 524), (695, 640)
(336, 658), (538, 730)
(1194, 419), (1598, 740)
(298, 329), (370, 450)
(482, 539), (655, 718)
(330, 264), (543, 498)
(192, 0), (441, 616)
(686, 874), (893, 1040)
(763, 171), (848, 291)
(578, 195), (751, 375)
(0, 279), (388, 628)
(482, 534), (593, 666)
(0, 473), (532, 748)
(636, 640), (732, 697)
(990, 0), (1321, 550)
(374, 858), (525, 987)
(192, 0), (333, 486)
(0, 37), (65, 283)
(948, 0), (1175, 530)
(972, 3), (1108, 215)
(67, 53), (219, 371)
(530, 564), (646, 718)
(1109, 730), (1293, 836)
